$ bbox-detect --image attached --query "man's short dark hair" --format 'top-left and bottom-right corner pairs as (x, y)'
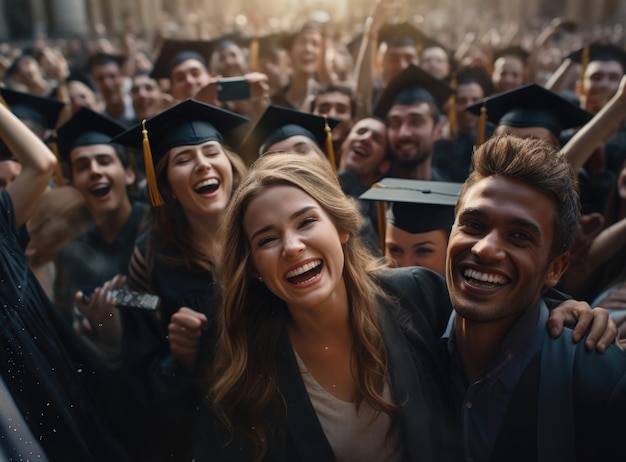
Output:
(310, 84), (357, 118)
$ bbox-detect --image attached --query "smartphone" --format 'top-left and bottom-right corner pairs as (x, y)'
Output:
(109, 289), (160, 311)
(216, 77), (251, 102)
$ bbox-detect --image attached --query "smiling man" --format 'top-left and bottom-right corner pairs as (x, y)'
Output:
(53, 108), (148, 320)
(443, 135), (626, 461)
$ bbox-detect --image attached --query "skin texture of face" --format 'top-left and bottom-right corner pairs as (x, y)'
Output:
(386, 102), (440, 168)
(446, 176), (569, 330)
(217, 44), (248, 77)
(289, 30), (322, 77)
(265, 135), (327, 162)
(385, 226), (448, 275)
(259, 50), (291, 93)
(131, 74), (163, 120)
(382, 45), (417, 84)
(0, 160), (22, 190)
(70, 144), (135, 218)
(91, 62), (124, 103)
(169, 58), (211, 100)
(578, 60), (624, 114)
(492, 56), (525, 93)
(312, 91), (354, 143)
(339, 117), (389, 186)
(455, 82), (484, 133)
(244, 184), (349, 313)
(166, 141), (233, 221)
(420, 46), (450, 80)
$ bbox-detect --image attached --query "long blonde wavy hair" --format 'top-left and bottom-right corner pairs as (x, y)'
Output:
(208, 153), (398, 460)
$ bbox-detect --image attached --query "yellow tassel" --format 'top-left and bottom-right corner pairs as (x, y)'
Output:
(579, 44), (590, 98)
(0, 93), (8, 109)
(323, 115), (337, 173)
(48, 130), (65, 186)
(248, 38), (259, 72)
(142, 119), (164, 207)
(447, 72), (458, 139)
(475, 99), (488, 147)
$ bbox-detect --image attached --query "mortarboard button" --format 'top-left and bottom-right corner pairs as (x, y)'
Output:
(0, 87), (65, 131)
(373, 63), (455, 119)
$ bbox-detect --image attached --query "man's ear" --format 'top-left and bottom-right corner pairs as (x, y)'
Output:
(544, 252), (571, 288)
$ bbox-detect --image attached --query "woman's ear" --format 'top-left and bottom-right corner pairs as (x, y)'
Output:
(340, 231), (350, 245)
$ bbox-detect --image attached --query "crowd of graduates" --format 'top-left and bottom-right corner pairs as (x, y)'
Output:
(1, 0), (626, 460)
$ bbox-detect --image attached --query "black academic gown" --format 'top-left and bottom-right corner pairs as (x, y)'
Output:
(121, 230), (218, 461)
(193, 267), (457, 462)
(486, 339), (626, 462)
(0, 191), (131, 461)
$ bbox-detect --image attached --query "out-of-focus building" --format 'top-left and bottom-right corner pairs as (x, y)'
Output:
(0, 0), (625, 42)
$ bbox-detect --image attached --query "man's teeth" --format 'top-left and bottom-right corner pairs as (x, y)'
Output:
(464, 268), (506, 285)
(286, 260), (321, 279)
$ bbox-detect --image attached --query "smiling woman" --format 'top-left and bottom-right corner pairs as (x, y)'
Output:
(197, 152), (455, 461)
(107, 99), (250, 459)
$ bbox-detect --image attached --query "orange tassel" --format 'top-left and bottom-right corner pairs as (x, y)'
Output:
(248, 38), (259, 72)
(142, 119), (164, 207)
(475, 99), (488, 147)
(48, 130), (65, 186)
(323, 115), (337, 173)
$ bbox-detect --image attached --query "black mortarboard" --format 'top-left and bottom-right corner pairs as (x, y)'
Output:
(54, 107), (127, 163)
(567, 43), (626, 70)
(0, 87), (64, 130)
(373, 64), (455, 119)
(378, 22), (429, 48)
(465, 83), (593, 138)
(150, 39), (216, 80)
(239, 105), (340, 161)
(112, 99), (249, 165)
(84, 52), (125, 73)
(359, 178), (461, 249)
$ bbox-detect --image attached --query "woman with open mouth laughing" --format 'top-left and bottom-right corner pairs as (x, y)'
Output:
(200, 152), (454, 461)
(109, 99), (249, 460)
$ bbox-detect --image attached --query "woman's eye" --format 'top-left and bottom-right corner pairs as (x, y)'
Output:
(298, 216), (318, 228)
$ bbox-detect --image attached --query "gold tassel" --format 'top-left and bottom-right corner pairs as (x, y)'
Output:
(579, 44), (590, 98)
(0, 93), (8, 109)
(48, 130), (65, 186)
(248, 38), (259, 72)
(323, 115), (337, 173)
(447, 72), (458, 139)
(475, 99), (488, 147)
(142, 119), (164, 207)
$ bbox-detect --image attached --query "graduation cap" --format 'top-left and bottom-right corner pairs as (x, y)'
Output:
(150, 39), (216, 80)
(84, 52), (125, 73)
(378, 22), (429, 49)
(239, 105), (340, 166)
(53, 107), (128, 164)
(567, 43), (626, 70)
(111, 99), (249, 206)
(0, 87), (64, 131)
(359, 178), (461, 252)
(465, 83), (593, 142)
(373, 63), (455, 119)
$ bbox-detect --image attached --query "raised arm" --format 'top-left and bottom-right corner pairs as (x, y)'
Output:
(561, 75), (626, 174)
(1, 103), (56, 227)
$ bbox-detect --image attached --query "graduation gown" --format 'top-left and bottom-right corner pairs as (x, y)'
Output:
(193, 267), (457, 462)
(0, 190), (131, 461)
